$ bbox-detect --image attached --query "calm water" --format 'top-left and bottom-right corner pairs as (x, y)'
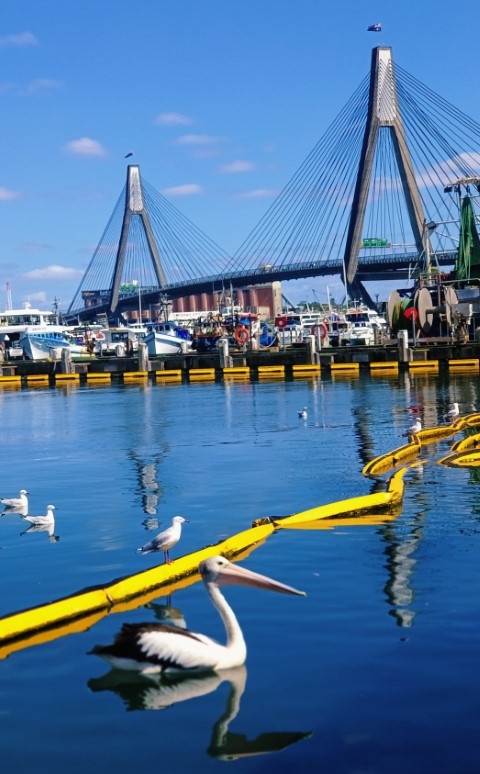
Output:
(1, 371), (480, 773)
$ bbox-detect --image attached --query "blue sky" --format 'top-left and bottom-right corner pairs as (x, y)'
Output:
(1, 0), (478, 312)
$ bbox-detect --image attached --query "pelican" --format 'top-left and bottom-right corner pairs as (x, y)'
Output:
(403, 418), (422, 436)
(298, 407), (307, 419)
(444, 402), (459, 421)
(137, 515), (188, 562)
(21, 504), (56, 527)
(1, 489), (28, 510)
(89, 555), (305, 673)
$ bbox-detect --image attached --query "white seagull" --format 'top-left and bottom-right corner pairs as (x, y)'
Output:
(21, 504), (56, 527)
(444, 402), (459, 422)
(89, 555), (305, 673)
(137, 515), (188, 562)
(403, 418), (422, 436)
(1, 489), (29, 510)
(298, 407), (307, 419)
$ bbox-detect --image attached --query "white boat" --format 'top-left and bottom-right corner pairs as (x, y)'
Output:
(0, 303), (66, 356)
(18, 328), (91, 360)
(341, 306), (388, 346)
(144, 321), (193, 356)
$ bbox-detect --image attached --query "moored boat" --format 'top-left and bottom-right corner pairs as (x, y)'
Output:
(144, 321), (193, 356)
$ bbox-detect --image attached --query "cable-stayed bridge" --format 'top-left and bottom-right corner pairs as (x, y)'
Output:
(67, 46), (480, 323)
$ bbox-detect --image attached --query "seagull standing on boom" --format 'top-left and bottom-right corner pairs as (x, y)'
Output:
(444, 402), (459, 422)
(89, 555), (305, 673)
(137, 515), (188, 563)
(403, 417), (422, 437)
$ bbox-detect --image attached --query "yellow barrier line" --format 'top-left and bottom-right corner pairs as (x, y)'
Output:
(292, 364), (320, 372)
(86, 373), (112, 381)
(124, 371), (148, 379)
(26, 374), (49, 383)
(438, 449), (480, 467)
(154, 369), (182, 379)
(362, 440), (421, 476)
(189, 368), (215, 380)
(0, 375), (22, 384)
(370, 361), (399, 371)
(408, 360), (439, 370)
(448, 359), (479, 369)
(54, 374), (80, 382)
(0, 523), (274, 646)
(330, 363), (360, 372)
(451, 432), (480, 452)
(272, 468), (407, 528)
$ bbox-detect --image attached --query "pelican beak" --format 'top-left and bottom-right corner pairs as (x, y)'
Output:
(218, 562), (306, 597)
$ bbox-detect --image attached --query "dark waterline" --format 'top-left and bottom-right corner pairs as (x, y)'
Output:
(1, 372), (480, 773)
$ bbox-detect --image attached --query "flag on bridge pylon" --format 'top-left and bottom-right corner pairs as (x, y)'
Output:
(367, 23), (382, 31)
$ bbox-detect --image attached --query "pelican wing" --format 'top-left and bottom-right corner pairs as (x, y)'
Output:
(91, 622), (223, 672)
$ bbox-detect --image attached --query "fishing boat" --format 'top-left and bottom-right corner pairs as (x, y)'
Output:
(0, 303), (66, 356)
(18, 328), (92, 360)
(144, 321), (193, 356)
(340, 306), (388, 346)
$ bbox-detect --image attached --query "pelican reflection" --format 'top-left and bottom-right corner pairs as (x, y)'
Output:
(87, 665), (311, 760)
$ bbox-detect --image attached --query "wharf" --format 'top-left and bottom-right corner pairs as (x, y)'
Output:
(1, 340), (480, 387)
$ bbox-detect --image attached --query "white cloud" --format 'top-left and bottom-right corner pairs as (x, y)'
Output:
(22, 265), (84, 280)
(24, 78), (63, 94)
(155, 112), (192, 126)
(160, 183), (203, 197)
(236, 188), (280, 199)
(0, 32), (38, 48)
(220, 160), (256, 174)
(0, 187), (21, 200)
(175, 134), (224, 146)
(63, 137), (107, 157)
(28, 291), (47, 303)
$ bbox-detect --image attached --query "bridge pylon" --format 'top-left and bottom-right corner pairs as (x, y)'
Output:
(109, 165), (167, 313)
(343, 46), (427, 296)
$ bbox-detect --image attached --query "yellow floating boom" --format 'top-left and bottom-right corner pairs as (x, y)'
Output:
(450, 432), (480, 452)
(271, 467), (408, 529)
(362, 440), (421, 476)
(437, 449), (480, 468)
(0, 523), (274, 650)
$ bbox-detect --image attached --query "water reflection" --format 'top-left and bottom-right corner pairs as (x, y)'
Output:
(381, 513), (425, 627)
(88, 665), (311, 760)
(20, 520), (60, 542)
(128, 450), (166, 515)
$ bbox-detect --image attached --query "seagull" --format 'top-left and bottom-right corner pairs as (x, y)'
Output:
(403, 418), (422, 436)
(137, 515), (188, 562)
(298, 407), (307, 419)
(444, 402), (459, 422)
(0, 489), (29, 510)
(21, 504), (56, 527)
(89, 555), (305, 673)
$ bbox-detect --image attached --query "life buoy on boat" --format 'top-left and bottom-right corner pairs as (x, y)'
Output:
(311, 322), (328, 340)
(95, 332), (106, 341)
(235, 326), (250, 345)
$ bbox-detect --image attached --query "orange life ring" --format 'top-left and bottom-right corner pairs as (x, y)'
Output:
(95, 331), (106, 340)
(235, 326), (250, 345)
(311, 322), (328, 340)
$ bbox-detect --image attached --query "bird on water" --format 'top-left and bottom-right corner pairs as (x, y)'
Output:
(137, 515), (188, 563)
(89, 555), (305, 673)
(444, 402), (459, 422)
(298, 407), (307, 419)
(0, 489), (29, 510)
(21, 504), (56, 527)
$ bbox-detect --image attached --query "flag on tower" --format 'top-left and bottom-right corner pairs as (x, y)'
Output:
(367, 23), (382, 32)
